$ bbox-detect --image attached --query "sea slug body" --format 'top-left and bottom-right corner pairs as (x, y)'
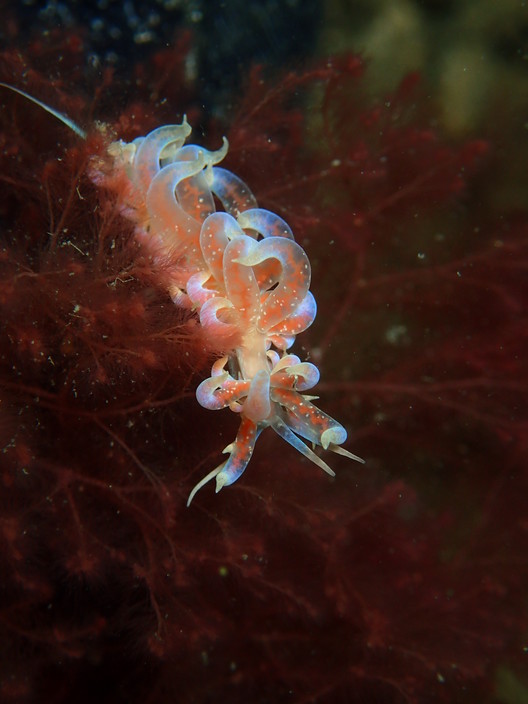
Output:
(91, 117), (363, 504)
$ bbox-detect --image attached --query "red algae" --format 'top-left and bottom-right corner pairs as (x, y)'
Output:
(0, 35), (527, 704)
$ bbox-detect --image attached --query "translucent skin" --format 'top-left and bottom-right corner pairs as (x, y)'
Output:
(94, 119), (363, 504)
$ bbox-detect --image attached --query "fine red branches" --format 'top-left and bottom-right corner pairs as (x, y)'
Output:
(0, 43), (527, 704)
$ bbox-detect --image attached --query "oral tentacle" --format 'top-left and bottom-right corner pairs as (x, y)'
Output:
(186, 463), (227, 507)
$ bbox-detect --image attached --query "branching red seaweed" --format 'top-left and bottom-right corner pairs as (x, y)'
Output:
(0, 38), (527, 704)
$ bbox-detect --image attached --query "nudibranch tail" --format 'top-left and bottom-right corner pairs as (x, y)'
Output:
(1, 82), (363, 505)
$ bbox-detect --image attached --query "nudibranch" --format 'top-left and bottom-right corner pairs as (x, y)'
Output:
(0, 82), (363, 504)
(92, 117), (364, 505)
